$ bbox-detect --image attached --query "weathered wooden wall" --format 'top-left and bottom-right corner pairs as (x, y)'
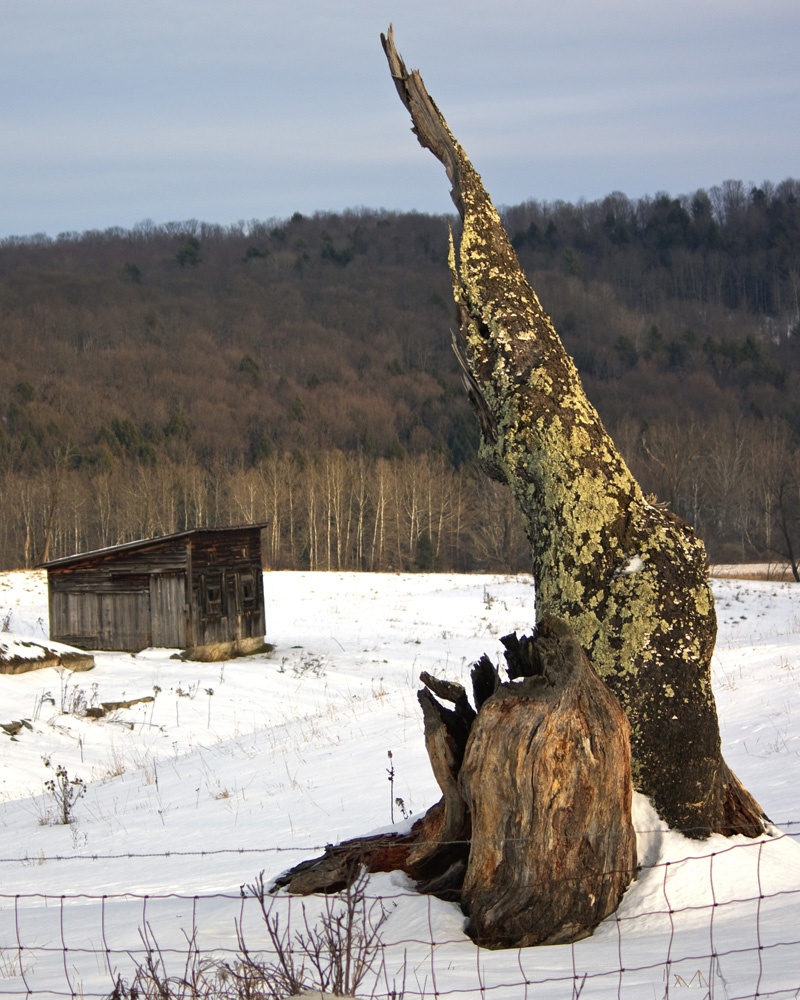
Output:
(189, 530), (266, 650)
(45, 526), (266, 655)
(47, 538), (189, 651)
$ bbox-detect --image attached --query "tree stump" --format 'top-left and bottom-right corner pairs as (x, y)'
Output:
(275, 617), (637, 948)
(459, 618), (636, 947)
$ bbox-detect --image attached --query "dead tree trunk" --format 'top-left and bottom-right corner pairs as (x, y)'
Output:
(275, 617), (637, 948)
(272, 28), (767, 951)
(380, 27), (765, 838)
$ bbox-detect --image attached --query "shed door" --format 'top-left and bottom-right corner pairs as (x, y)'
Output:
(98, 591), (150, 651)
(150, 573), (186, 648)
(234, 569), (263, 638)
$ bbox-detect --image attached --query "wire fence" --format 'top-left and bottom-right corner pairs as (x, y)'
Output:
(1, 828), (799, 1000)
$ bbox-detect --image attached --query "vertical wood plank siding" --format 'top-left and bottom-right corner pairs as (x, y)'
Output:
(43, 526), (266, 654)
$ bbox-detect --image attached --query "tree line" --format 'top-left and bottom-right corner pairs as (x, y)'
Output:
(505, 177), (800, 319)
(1, 427), (797, 578)
(0, 451), (530, 573)
(0, 181), (798, 574)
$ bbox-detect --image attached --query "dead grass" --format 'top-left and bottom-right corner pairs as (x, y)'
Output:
(709, 564), (797, 582)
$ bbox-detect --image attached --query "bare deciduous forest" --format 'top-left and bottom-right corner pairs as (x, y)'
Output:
(1, 179), (799, 574)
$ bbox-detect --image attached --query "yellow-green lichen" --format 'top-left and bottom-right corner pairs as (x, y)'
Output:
(404, 70), (754, 833)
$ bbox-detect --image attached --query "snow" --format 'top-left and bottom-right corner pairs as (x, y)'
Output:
(1, 633), (92, 663)
(619, 554), (645, 575)
(0, 569), (798, 999)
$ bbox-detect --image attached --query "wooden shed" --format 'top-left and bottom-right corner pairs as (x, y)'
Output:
(40, 524), (267, 660)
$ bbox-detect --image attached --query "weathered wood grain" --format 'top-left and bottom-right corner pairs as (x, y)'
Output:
(460, 618), (636, 947)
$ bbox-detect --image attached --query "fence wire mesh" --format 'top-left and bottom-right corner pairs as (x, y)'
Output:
(1, 828), (798, 999)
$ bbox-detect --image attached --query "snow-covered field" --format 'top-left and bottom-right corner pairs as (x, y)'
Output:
(0, 570), (798, 999)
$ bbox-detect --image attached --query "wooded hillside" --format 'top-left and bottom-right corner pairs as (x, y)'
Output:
(1, 179), (799, 573)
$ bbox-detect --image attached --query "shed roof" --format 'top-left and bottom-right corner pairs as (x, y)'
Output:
(38, 524), (268, 570)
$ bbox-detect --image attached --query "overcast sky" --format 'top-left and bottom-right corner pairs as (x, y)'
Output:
(2, 0), (798, 239)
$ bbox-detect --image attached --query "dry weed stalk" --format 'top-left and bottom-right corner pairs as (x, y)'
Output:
(107, 869), (400, 999)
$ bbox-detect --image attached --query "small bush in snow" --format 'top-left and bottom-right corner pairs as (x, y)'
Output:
(42, 756), (86, 825)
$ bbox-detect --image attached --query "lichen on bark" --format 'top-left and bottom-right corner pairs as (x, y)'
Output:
(381, 26), (765, 836)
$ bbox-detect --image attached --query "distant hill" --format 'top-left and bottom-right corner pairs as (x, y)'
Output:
(1, 181), (798, 573)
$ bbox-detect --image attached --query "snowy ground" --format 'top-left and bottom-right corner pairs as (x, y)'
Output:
(0, 570), (798, 999)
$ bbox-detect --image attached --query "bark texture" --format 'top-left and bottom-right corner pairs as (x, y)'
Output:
(460, 617), (636, 947)
(380, 27), (765, 837)
(275, 617), (637, 948)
